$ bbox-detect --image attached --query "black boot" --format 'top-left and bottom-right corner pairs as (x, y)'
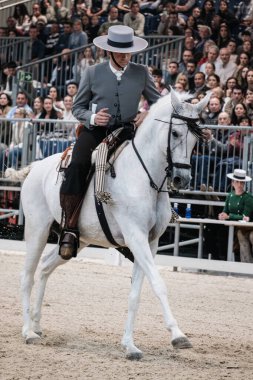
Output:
(59, 193), (83, 260)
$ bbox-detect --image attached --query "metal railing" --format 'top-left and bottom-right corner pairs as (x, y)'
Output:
(12, 36), (184, 105)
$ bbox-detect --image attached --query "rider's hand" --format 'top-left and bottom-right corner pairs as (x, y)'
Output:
(94, 108), (111, 127)
(134, 111), (148, 128)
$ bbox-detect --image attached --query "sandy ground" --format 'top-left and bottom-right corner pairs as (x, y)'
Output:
(0, 252), (253, 380)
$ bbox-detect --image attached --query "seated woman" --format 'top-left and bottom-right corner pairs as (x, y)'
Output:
(218, 169), (253, 263)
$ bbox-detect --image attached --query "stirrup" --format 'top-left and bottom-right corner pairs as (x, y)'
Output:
(59, 228), (80, 260)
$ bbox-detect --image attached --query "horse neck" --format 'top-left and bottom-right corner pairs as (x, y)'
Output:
(133, 116), (169, 183)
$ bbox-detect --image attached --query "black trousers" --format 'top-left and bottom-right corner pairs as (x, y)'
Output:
(60, 125), (134, 195)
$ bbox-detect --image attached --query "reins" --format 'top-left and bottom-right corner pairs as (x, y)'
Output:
(132, 112), (203, 193)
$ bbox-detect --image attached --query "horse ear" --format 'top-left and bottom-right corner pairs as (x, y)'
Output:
(193, 91), (212, 114)
(170, 86), (183, 113)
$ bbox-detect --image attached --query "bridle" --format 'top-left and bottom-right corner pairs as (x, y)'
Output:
(132, 112), (203, 193)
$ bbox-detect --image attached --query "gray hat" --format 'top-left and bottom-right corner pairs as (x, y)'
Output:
(227, 169), (252, 182)
(93, 25), (148, 53)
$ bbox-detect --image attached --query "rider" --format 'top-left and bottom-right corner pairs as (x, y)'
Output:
(59, 25), (160, 260)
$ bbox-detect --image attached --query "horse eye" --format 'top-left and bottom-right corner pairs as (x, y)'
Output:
(172, 130), (179, 138)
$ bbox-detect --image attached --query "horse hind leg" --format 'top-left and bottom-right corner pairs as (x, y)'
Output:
(122, 239), (159, 360)
(121, 261), (145, 360)
(21, 218), (53, 343)
(31, 246), (66, 338)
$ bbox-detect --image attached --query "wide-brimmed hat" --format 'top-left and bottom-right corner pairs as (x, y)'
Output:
(93, 25), (148, 53)
(227, 169), (252, 182)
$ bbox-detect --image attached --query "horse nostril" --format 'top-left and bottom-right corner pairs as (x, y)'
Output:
(173, 176), (181, 186)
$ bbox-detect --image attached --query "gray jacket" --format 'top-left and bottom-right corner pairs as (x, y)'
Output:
(72, 61), (160, 129)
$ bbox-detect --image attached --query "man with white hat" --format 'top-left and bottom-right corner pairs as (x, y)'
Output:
(59, 25), (160, 260)
(218, 169), (253, 263)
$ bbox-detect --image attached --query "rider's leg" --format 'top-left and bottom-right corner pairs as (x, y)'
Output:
(59, 127), (107, 260)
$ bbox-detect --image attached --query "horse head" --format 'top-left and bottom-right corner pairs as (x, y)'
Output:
(168, 88), (211, 190)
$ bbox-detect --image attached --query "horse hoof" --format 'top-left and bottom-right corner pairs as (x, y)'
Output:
(35, 331), (42, 337)
(172, 336), (192, 349)
(25, 332), (41, 344)
(126, 351), (143, 361)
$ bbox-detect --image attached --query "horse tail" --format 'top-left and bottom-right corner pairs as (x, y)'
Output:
(4, 165), (32, 181)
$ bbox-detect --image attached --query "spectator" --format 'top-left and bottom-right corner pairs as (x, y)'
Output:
(56, 21), (73, 53)
(152, 68), (169, 95)
(215, 47), (237, 87)
(6, 92), (33, 119)
(236, 30), (252, 55)
(223, 77), (238, 99)
(185, 59), (197, 91)
(13, 3), (30, 36)
(30, 3), (47, 26)
(2, 61), (17, 97)
(28, 25), (45, 61)
(215, 23), (231, 49)
(86, 15), (100, 43)
(178, 49), (194, 73)
(191, 111), (232, 190)
(204, 62), (216, 78)
(190, 71), (208, 96)
(195, 25), (213, 57)
(58, 94), (78, 141)
(236, 66), (249, 91)
(175, 0), (197, 20)
(54, 0), (70, 23)
(44, 0), (56, 23)
(235, 0), (253, 25)
(217, 0), (238, 29)
(199, 0), (215, 27)
(223, 86), (244, 116)
(202, 96), (222, 125)
(48, 86), (65, 111)
(71, 0), (88, 20)
(231, 102), (248, 126)
(226, 39), (238, 63)
(77, 46), (95, 78)
(45, 22), (60, 56)
(94, 47), (108, 63)
(81, 14), (91, 34)
(123, 1), (145, 36)
(0, 93), (12, 117)
(2, 107), (30, 168)
(117, 0), (132, 17)
(175, 73), (189, 92)
(206, 73), (220, 91)
(36, 17), (48, 44)
(245, 89), (253, 121)
(68, 19), (88, 49)
(87, 0), (109, 19)
(66, 81), (78, 101)
(98, 7), (123, 35)
(245, 69), (253, 92)
(157, 11), (185, 36)
(199, 45), (219, 74)
(32, 96), (44, 118)
(164, 61), (179, 88)
(218, 169), (253, 263)
(50, 49), (74, 96)
(184, 36), (196, 53)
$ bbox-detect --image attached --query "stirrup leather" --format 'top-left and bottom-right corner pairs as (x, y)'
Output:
(59, 228), (80, 260)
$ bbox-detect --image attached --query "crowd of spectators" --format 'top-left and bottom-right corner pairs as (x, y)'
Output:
(0, 0), (253, 183)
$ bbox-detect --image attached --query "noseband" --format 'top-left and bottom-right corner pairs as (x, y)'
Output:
(132, 112), (203, 193)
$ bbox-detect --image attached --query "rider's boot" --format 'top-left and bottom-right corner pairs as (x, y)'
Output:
(59, 193), (83, 260)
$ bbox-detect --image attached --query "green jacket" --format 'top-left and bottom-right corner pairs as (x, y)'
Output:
(223, 191), (253, 221)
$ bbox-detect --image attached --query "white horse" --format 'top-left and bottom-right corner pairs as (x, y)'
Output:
(7, 89), (209, 359)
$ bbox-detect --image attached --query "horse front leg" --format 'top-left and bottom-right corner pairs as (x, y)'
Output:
(125, 230), (192, 351)
(121, 239), (158, 360)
